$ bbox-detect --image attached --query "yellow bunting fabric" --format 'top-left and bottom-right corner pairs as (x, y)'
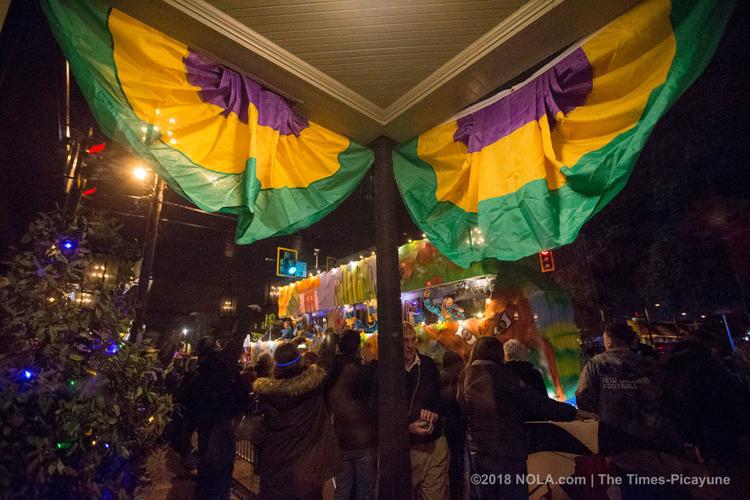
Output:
(393, 0), (733, 268)
(42, 0), (373, 244)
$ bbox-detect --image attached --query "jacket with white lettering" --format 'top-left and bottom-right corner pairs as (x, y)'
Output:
(576, 348), (665, 442)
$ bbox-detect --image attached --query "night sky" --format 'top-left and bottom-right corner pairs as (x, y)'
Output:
(1, 0), (748, 334)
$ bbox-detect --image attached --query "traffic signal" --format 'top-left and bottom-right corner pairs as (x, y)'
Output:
(539, 250), (555, 273)
(276, 247), (307, 278)
(85, 143), (106, 154)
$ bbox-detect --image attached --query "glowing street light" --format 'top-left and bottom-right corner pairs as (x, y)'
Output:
(133, 165), (149, 181)
(182, 327), (188, 336)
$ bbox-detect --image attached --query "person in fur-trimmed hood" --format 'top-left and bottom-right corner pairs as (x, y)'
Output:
(251, 335), (341, 500)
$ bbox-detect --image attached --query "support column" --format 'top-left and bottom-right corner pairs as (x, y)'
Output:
(370, 136), (411, 499)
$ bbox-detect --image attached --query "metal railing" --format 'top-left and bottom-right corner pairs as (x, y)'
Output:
(234, 440), (260, 498)
(236, 439), (254, 463)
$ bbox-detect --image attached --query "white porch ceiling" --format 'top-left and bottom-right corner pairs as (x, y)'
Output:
(207, 0), (526, 108)
(110, 0), (641, 142)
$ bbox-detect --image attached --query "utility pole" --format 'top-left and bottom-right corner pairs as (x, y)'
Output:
(133, 175), (166, 342)
(371, 136), (411, 498)
(61, 60), (82, 220)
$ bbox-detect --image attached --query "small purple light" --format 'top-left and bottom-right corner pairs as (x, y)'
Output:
(22, 370), (33, 380)
(104, 443), (110, 449)
(105, 343), (119, 355)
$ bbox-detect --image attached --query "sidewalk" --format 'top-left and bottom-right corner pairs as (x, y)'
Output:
(139, 448), (251, 500)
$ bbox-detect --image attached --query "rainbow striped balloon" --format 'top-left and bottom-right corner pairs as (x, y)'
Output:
(42, 0), (373, 243)
(394, 0), (733, 268)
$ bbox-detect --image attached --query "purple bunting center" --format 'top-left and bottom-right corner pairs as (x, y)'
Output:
(184, 50), (308, 136)
(454, 48), (593, 153)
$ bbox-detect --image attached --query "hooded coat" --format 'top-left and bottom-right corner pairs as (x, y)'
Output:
(252, 364), (341, 498)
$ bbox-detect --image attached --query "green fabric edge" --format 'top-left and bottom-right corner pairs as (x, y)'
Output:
(234, 141), (374, 243)
(393, 0), (734, 269)
(41, 0), (373, 244)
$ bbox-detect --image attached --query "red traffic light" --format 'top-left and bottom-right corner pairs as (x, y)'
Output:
(539, 250), (555, 273)
(86, 143), (106, 154)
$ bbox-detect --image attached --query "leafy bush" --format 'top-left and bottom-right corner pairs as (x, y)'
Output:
(0, 210), (172, 499)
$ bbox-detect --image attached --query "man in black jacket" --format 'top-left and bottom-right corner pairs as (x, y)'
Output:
(403, 322), (449, 499)
(185, 334), (250, 500)
(576, 323), (668, 453)
(325, 330), (378, 500)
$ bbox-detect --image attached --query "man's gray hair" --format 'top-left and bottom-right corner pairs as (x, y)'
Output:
(503, 339), (529, 361)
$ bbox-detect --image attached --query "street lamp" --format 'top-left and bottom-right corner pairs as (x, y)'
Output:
(182, 327), (188, 336)
(133, 165), (149, 181)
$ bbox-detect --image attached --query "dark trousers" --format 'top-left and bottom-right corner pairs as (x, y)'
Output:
(170, 416), (195, 458)
(194, 419), (235, 500)
(334, 447), (377, 500)
(445, 426), (466, 500)
(470, 453), (527, 500)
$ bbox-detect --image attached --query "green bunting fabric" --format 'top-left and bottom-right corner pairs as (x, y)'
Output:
(393, 0), (733, 268)
(42, 0), (373, 244)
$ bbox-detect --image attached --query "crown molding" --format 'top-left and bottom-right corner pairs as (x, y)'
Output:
(381, 0), (562, 122)
(162, 0), (386, 123)
(161, 0), (561, 126)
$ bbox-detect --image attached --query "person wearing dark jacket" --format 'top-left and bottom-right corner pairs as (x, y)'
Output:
(325, 330), (378, 500)
(662, 335), (750, 464)
(575, 323), (670, 454)
(252, 335), (341, 500)
(463, 337), (591, 500)
(504, 339), (548, 397)
(440, 350), (466, 500)
(184, 333), (250, 500)
(403, 322), (449, 499)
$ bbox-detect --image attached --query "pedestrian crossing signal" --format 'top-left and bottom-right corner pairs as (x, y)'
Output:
(539, 250), (555, 273)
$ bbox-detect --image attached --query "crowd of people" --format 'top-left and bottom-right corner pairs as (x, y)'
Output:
(162, 317), (750, 500)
